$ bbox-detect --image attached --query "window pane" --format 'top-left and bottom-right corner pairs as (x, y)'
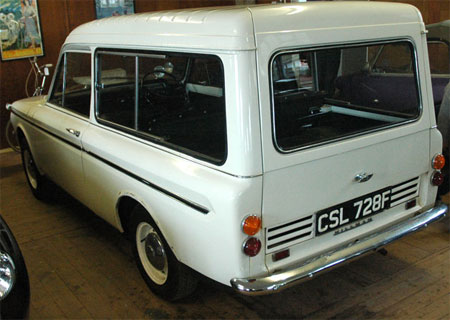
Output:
(97, 53), (136, 128)
(49, 52), (91, 117)
(372, 43), (413, 73)
(427, 41), (449, 74)
(96, 51), (226, 164)
(272, 41), (420, 151)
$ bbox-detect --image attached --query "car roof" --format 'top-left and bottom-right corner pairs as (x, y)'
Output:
(65, 2), (422, 51)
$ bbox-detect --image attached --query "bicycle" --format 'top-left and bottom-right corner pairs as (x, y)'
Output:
(5, 57), (52, 152)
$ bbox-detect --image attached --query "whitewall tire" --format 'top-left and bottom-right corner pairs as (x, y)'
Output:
(130, 205), (198, 301)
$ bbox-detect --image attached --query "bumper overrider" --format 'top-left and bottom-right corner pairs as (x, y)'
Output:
(231, 203), (448, 295)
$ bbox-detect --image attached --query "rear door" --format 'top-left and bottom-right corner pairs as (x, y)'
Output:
(256, 34), (433, 269)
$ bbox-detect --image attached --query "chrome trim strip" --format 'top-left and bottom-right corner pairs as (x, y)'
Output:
(11, 109), (209, 215)
(84, 151), (210, 215)
(230, 203), (448, 295)
(11, 109), (82, 151)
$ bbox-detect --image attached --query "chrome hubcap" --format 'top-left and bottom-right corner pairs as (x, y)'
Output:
(24, 150), (38, 189)
(136, 222), (168, 285)
(0, 252), (16, 300)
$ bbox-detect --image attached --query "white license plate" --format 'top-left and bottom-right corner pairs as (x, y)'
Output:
(316, 187), (392, 236)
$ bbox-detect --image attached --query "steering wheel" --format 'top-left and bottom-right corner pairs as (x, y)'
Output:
(141, 70), (178, 87)
(141, 71), (187, 107)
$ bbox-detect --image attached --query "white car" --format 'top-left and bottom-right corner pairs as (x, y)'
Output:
(8, 2), (448, 300)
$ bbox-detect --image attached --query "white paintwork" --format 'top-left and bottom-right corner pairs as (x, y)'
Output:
(10, 2), (442, 289)
(66, 7), (256, 51)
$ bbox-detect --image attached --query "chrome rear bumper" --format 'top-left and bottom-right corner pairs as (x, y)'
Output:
(231, 203), (448, 295)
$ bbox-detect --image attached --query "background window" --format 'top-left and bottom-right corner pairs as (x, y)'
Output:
(49, 52), (91, 117)
(427, 41), (449, 74)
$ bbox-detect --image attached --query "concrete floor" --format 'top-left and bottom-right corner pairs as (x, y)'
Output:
(0, 149), (449, 319)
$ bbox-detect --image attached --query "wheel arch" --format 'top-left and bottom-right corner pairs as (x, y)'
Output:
(116, 194), (169, 247)
(15, 126), (27, 147)
(15, 125), (44, 177)
(116, 195), (141, 236)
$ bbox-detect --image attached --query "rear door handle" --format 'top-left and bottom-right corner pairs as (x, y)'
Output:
(355, 172), (373, 183)
(66, 128), (81, 137)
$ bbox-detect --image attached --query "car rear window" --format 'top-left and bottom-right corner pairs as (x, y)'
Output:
(271, 41), (420, 152)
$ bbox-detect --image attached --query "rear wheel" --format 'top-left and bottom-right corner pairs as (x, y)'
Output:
(130, 205), (198, 301)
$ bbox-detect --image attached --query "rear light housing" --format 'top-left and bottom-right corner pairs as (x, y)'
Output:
(243, 237), (261, 257)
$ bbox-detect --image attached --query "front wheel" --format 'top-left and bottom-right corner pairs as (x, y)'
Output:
(5, 120), (20, 153)
(130, 205), (198, 301)
(20, 139), (52, 201)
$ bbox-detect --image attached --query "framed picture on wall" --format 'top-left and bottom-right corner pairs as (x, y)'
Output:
(95, 0), (135, 19)
(0, 0), (44, 61)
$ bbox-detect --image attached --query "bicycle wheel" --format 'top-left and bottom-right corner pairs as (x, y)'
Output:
(5, 120), (20, 152)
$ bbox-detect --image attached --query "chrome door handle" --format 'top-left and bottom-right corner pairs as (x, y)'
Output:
(355, 172), (373, 183)
(66, 128), (80, 137)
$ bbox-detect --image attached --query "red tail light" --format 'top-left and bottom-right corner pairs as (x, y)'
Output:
(431, 171), (444, 186)
(243, 237), (261, 257)
(272, 249), (290, 262)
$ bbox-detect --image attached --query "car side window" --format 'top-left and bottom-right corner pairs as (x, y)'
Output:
(96, 50), (226, 164)
(48, 52), (91, 117)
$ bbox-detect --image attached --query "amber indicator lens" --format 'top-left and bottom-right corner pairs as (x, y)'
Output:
(242, 215), (262, 236)
(431, 171), (444, 186)
(243, 237), (261, 257)
(432, 154), (445, 170)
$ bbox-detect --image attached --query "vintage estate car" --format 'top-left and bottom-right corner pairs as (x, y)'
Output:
(8, 2), (448, 300)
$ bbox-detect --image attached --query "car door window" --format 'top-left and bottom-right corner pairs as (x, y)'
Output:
(96, 50), (226, 164)
(49, 52), (91, 117)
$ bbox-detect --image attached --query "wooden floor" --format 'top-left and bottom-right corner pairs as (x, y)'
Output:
(0, 149), (449, 319)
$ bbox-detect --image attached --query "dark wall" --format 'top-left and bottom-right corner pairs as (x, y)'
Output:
(0, 0), (234, 149)
(0, 0), (447, 149)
